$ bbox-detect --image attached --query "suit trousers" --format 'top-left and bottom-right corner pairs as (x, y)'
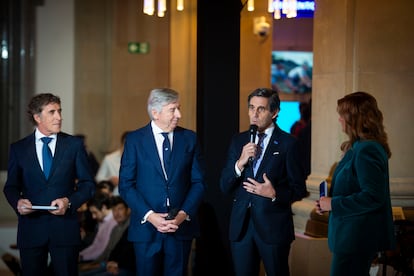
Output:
(133, 233), (192, 276)
(20, 244), (79, 276)
(230, 209), (291, 276)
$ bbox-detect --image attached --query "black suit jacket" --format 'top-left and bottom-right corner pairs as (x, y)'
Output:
(108, 226), (136, 272)
(220, 125), (307, 244)
(3, 132), (96, 248)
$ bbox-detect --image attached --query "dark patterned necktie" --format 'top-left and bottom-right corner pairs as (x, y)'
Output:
(161, 132), (171, 175)
(41, 137), (53, 179)
(253, 132), (266, 175)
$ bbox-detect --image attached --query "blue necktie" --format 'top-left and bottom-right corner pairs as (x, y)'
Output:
(161, 132), (171, 176)
(253, 133), (266, 175)
(41, 137), (53, 179)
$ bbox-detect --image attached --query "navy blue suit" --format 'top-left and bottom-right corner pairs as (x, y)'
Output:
(119, 123), (205, 275)
(3, 132), (96, 276)
(220, 125), (307, 276)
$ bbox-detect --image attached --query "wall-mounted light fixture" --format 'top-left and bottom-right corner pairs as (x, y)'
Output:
(143, 0), (184, 17)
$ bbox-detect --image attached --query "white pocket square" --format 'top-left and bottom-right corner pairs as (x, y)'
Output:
(273, 152), (279, 155)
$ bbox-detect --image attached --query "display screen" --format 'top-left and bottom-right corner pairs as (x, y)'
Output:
(277, 101), (301, 133)
(272, 0), (315, 19)
(271, 51), (313, 95)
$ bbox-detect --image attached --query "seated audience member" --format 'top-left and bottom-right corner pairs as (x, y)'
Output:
(79, 180), (114, 247)
(96, 181), (115, 197)
(95, 131), (129, 196)
(79, 196), (135, 276)
(79, 192), (117, 262)
(78, 202), (98, 250)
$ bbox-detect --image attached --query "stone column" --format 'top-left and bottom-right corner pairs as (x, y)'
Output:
(294, 0), (414, 236)
(291, 0), (414, 275)
(290, 0), (414, 275)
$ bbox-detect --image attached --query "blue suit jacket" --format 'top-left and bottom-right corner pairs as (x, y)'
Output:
(3, 132), (96, 248)
(119, 124), (206, 242)
(329, 140), (396, 254)
(220, 125), (308, 244)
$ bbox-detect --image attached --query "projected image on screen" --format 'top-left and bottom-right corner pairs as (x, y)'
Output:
(271, 51), (313, 94)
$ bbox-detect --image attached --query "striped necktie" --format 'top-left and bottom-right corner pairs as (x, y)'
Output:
(253, 133), (266, 175)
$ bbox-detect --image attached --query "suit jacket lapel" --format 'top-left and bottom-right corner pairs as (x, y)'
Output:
(49, 133), (67, 179)
(27, 133), (44, 176)
(168, 129), (184, 180)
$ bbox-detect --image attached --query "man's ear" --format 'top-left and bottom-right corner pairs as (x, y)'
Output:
(33, 114), (41, 124)
(271, 109), (279, 120)
(151, 109), (159, 120)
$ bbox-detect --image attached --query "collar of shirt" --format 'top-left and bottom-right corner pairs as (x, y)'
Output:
(151, 121), (173, 150)
(35, 128), (58, 155)
(257, 125), (274, 148)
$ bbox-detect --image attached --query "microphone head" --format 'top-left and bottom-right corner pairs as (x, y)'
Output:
(249, 124), (258, 133)
(248, 124), (258, 159)
(249, 124), (258, 143)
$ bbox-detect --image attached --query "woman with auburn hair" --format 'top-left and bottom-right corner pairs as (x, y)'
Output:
(316, 91), (396, 276)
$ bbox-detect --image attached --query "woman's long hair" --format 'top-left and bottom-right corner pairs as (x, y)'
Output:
(337, 91), (391, 158)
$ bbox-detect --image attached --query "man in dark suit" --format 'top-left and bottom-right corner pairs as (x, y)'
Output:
(119, 88), (205, 276)
(220, 88), (308, 276)
(3, 93), (96, 276)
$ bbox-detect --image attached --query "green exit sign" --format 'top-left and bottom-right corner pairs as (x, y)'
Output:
(128, 42), (149, 54)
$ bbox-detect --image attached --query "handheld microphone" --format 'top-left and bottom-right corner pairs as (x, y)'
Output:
(248, 124), (258, 163)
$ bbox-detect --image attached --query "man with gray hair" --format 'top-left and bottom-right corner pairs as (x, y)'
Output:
(119, 88), (206, 276)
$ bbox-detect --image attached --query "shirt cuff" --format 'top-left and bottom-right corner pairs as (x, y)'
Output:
(234, 161), (242, 177)
(141, 210), (154, 224)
